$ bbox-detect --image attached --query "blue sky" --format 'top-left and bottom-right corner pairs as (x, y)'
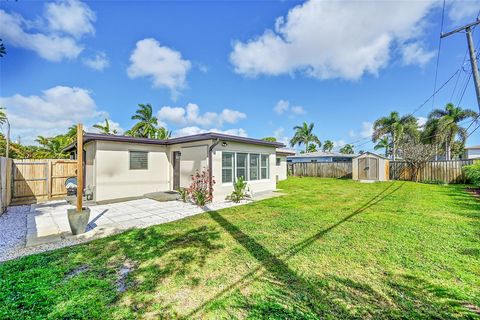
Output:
(0, 0), (479, 151)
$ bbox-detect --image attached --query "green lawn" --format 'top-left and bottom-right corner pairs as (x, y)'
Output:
(1, 178), (479, 319)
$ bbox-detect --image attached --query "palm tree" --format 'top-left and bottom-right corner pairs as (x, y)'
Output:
(35, 136), (50, 148)
(0, 107), (6, 125)
(129, 103), (158, 138)
(290, 122), (321, 152)
(155, 127), (172, 140)
(65, 125), (77, 140)
(307, 143), (317, 153)
(339, 144), (354, 154)
(322, 140), (334, 152)
(44, 135), (71, 158)
(372, 111), (417, 160)
(93, 118), (117, 135)
(422, 117), (444, 160)
(374, 136), (390, 157)
(428, 103), (478, 160)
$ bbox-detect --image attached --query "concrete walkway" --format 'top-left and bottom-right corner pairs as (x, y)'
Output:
(26, 198), (253, 247)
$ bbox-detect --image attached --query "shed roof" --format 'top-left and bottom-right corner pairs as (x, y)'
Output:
(64, 132), (285, 152)
(354, 152), (388, 159)
(465, 145), (480, 150)
(276, 148), (296, 156)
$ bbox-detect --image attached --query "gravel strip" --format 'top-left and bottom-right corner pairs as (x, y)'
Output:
(0, 205), (29, 262)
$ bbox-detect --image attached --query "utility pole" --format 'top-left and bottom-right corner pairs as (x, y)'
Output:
(441, 19), (480, 112)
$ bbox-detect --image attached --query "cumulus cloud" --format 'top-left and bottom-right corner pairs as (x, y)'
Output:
(83, 51), (110, 70)
(0, 0), (96, 62)
(349, 121), (374, 139)
(273, 99), (306, 116)
(127, 38), (192, 98)
(401, 42), (436, 66)
(45, 0), (96, 39)
(172, 126), (247, 138)
(448, 1), (480, 24)
(0, 86), (105, 144)
(417, 116), (428, 127)
(230, 0), (438, 80)
(158, 103), (246, 128)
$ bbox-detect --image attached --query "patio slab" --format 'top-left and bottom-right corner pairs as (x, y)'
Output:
(24, 195), (273, 247)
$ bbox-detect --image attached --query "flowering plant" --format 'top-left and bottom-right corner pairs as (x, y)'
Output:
(188, 169), (215, 206)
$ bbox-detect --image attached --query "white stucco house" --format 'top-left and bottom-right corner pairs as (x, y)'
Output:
(465, 145), (480, 159)
(65, 132), (288, 202)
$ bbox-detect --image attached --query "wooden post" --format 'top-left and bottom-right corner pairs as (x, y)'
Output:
(48, 160), (53, 199)
(76, 124), (83, 212)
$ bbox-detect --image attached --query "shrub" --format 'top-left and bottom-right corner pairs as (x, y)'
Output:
(226, 176), (251, 203)
(188, 169), (215, 206)
(464, 162), (480, 187)
(177, 188), (188, 202)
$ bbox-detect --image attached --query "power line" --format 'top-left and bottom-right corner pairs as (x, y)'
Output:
(431, 0), (446, 111)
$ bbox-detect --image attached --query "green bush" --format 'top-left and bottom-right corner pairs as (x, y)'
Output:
(464, 162), (480, 187)
(226, 176), (251, 203)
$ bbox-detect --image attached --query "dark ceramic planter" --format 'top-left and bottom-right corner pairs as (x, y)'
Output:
(67, 208), (91, 235)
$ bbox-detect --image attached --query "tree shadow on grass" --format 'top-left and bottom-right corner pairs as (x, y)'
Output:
(185, 183), (406, 318)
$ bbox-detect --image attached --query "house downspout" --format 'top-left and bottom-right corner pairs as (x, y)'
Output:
(208, 139), (220, 197)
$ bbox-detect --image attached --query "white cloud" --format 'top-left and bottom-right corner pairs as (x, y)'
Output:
(274, 100), (289, 114)
(291, 105), (306, 115)
(273, 127), (290, 147)
(83, 51), (110, 71)
(158, 103), (246, 128)
(45, 0), (96, 39)
(0, 10), (83, 61)
(0, 1), (97, 62)
(230, 0), (438, 79)
(417, 116), (428, 127)
(127, 38), (192, 99)
(349, 121), (374, 139)
(401, 42), (435, 66)
(448, 1), (480, 24)
(273, 99), (306, 116)
(172, 126), (247, 138)
(0, 86), (105, 144)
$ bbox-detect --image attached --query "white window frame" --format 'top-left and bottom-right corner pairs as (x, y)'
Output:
(261, 154), (269, 180)
(236, 152), (248, 181)
(222, 152), (235, 184)
(276, 157), (281, 166)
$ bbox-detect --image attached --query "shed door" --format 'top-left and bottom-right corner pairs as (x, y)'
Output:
(368, 158), (379, 180)
(358, 158), (368, 180)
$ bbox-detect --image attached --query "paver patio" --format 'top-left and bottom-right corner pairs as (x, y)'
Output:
(26, 198), (253, 247)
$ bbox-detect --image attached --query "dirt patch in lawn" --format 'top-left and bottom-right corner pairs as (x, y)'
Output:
(466, 188), (480, 199)
(116, 260), (135, 292)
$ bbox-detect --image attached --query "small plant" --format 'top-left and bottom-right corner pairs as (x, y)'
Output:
(177, 188), (188, 202)
(464, 162), (480, 187)
(188, 169), (215, 206)
(226, 176), (251, 203)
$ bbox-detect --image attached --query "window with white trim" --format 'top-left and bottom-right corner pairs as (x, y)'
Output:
(236, 153), (248, 180)
(249, 154), (259, 180)
(222, 152), (234, 183)
(276, 157), (281, 166)
(261, 154), (269, 179)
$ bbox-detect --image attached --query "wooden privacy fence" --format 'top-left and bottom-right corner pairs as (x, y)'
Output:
(0, 157), (12, 214)
(12, 159), (77, 204)
(288, 162), (352, 178)
(389, 159), (474, 183)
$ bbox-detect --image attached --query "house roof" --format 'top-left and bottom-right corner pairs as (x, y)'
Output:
(287, 151), (357, 158)
(354, 151), (387, 159)
(276, 148), (296, 156)
(465, 145), (480, 150)
(64, 132), (285, 152)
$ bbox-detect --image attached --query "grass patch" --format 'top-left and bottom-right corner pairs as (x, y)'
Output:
(0, 178), (479, 319)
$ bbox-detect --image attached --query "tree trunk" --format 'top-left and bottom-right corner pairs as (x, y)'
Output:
(305, 141), (308, 153)
(434, 144), (438, 161)
(392, 132), (396, 161)
(446, 141), (451, 160)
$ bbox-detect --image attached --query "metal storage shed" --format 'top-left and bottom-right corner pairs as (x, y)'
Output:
(352, 152), (389, 182)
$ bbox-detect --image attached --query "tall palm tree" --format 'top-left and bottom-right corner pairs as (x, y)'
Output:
(374, 136), (390, 157)
(35, 136), (50, 148)
(323, 140), (334, 152)
(307, 143), (317, 153)
(339, 144), (354, 154)
(155, 127), (172, 140)
(290, 122), (321, 153)
(0, 107), (6, 125)
(372, 111), (417, 160)
(428, 103), (478, 160)
(93, 119), (117, 135)
(44, 135), (71, 158)
(422, 117), (444, 160)
(65, 125), (77, 140)
(129, 103), (158, 138)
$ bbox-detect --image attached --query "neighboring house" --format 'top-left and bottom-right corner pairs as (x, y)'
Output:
(65, 132), (285, 202)
(287, 151), (357, 163)
(465, 145), (480, 159)
(275, 148), (296, 181)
